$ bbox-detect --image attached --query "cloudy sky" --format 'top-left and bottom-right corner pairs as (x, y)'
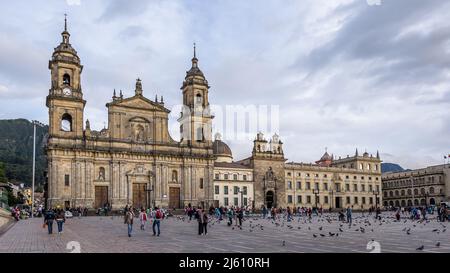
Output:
(0, 0), (449, 169)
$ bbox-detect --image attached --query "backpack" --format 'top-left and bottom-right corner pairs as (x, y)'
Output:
(156, 210), (162, 219)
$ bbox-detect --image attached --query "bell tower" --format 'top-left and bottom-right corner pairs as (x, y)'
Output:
(178, 44), (213, 147)
(46, 15), (85, 138)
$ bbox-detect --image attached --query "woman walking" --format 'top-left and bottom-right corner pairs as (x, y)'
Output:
(55, 209), (66, 234)
(139, 208), (147, 230)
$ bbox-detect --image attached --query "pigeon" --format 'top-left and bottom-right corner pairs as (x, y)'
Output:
(443, 229), (447, 233)
(282, 240), (286, 246)
(339, 228), (343, 232)
(432, 229), (439, 232)
(436, 242), (440, 247)
(320, 234), (326, 237)
(416, 245), (424, 251)
(407, 230), (411, 235)
(329, 232), (335, 236)
(319, 226), (323, 231)
(232, 227), (235, 230)
(313, 234), (317, 238)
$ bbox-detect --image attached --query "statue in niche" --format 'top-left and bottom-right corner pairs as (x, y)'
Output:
(135, 125), (144, 141)
(98, 167), (105, 181)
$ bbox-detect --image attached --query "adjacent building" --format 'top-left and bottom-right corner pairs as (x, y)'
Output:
(382, 164), (450, 207)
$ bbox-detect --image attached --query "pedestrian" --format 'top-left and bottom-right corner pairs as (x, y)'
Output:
(55, 209), (66, 234)
(262, 205), (267, 219)
(197, 207), (207, 235)
(44, 208), (55, 234)
(152, 207), (162, 236)
(346, 206), (353, 226)
(237, 208), (243, 227)
(139, 208), (147, 230)
(227, 207), (234, 226)
(124, 207), (134, 237)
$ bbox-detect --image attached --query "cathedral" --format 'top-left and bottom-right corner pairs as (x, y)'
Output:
(46, 18), (383, 211)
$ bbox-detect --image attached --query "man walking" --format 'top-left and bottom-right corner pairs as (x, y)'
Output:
(44, 208), (55, 234)
(346, 206), (353, 226)
(124, 207), (134, 237)
(152, 207), (162, 236)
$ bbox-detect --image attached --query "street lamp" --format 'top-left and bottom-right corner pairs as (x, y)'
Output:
(237, 187), (244, 208)
(312, 189), (320, 209)
(372, 190), (379, 209)
(31, 120), (45, 218)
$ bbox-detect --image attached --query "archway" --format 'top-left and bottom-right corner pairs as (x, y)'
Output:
(407, 200), (412, 207)
(430, 198), (436, 206)
(266, 191), (274, 209)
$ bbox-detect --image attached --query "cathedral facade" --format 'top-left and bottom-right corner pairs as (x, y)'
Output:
(45, 19), (382, 211)
(46, 19), (215, 210)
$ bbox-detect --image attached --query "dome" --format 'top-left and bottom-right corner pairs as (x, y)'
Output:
(213, 139), (232, 157)
(213, 133), (233, 163)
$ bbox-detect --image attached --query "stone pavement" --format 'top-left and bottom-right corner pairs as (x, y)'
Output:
(0, 212), (449, 253)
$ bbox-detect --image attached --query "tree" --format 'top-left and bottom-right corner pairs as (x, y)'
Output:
(0, 162), (6, 183)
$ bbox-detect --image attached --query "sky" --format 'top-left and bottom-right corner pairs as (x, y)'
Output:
(0, 0), (449, 169)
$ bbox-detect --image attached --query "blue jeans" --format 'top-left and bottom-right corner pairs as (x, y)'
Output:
(47, 220), (53, 234)
(153, 220), (160, 235)
(56, 220), (64, 232)
(127, 224), (133, 236)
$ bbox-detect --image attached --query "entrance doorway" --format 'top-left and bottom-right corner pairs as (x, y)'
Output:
(95, 186), (108, 209)
(335, 197), (342, 209)
(266, 191), (274, 208)
(133, 183), (147, 209)
(169, 187), (181, 209)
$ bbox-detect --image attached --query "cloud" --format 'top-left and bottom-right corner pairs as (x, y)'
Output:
(0, 0), (448, 169)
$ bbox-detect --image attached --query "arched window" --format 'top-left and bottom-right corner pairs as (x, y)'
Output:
(196, 93), (203, 104)
(350, 163), (354, 168)
(360, 163), (363, 170)
(429, 187), (434, 194)
(407, 189), (411, 196)
(395, 190), (399, 197)
(257, 145), (261, 152)
(61, 113), (72, 132)
(401, 190), (405, 196)
(384, 191), (387, 197)
(389, 191), (393, 197)
(401, 200), (406, 207)
(407, 200), (412, 207)
(414, 189), (419, 196)
(420, 188), (425, 195)
(98, 167), (105, 181)
(172, 170), (178, 182)
(414, 199), (419, 206)
(395, 200), (400, 207)
(63, 73), (71, 86)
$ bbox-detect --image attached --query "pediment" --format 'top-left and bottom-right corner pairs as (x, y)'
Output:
(108, 95), (170, 113)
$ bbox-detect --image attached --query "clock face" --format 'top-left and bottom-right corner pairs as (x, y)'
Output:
(63, 88), (71, 96)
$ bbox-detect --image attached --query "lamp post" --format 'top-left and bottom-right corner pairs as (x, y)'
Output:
(31, 120), (44, 218)
(373, 190), (379, 209)
(424, 191), (429, 207)
(312, 189), (320, 209)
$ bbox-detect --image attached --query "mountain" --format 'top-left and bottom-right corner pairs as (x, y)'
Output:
(381, 163), (404, 173)
(0, 119), (48, 186)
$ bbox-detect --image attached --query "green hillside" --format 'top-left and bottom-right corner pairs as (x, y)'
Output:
(0, 119), (48, 186)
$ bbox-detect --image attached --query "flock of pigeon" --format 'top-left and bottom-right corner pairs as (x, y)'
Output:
(173, 212), (447, 252)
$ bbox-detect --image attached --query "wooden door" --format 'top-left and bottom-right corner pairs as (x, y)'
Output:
(133, 183), (146, 209)
(169, 187), (180, 209)
(95, 186), (108, 209)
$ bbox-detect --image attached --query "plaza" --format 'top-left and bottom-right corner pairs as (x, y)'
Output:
(0, 212), (448, 253)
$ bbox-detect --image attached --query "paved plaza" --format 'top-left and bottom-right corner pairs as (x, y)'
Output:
(0, 212), (449, 253)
